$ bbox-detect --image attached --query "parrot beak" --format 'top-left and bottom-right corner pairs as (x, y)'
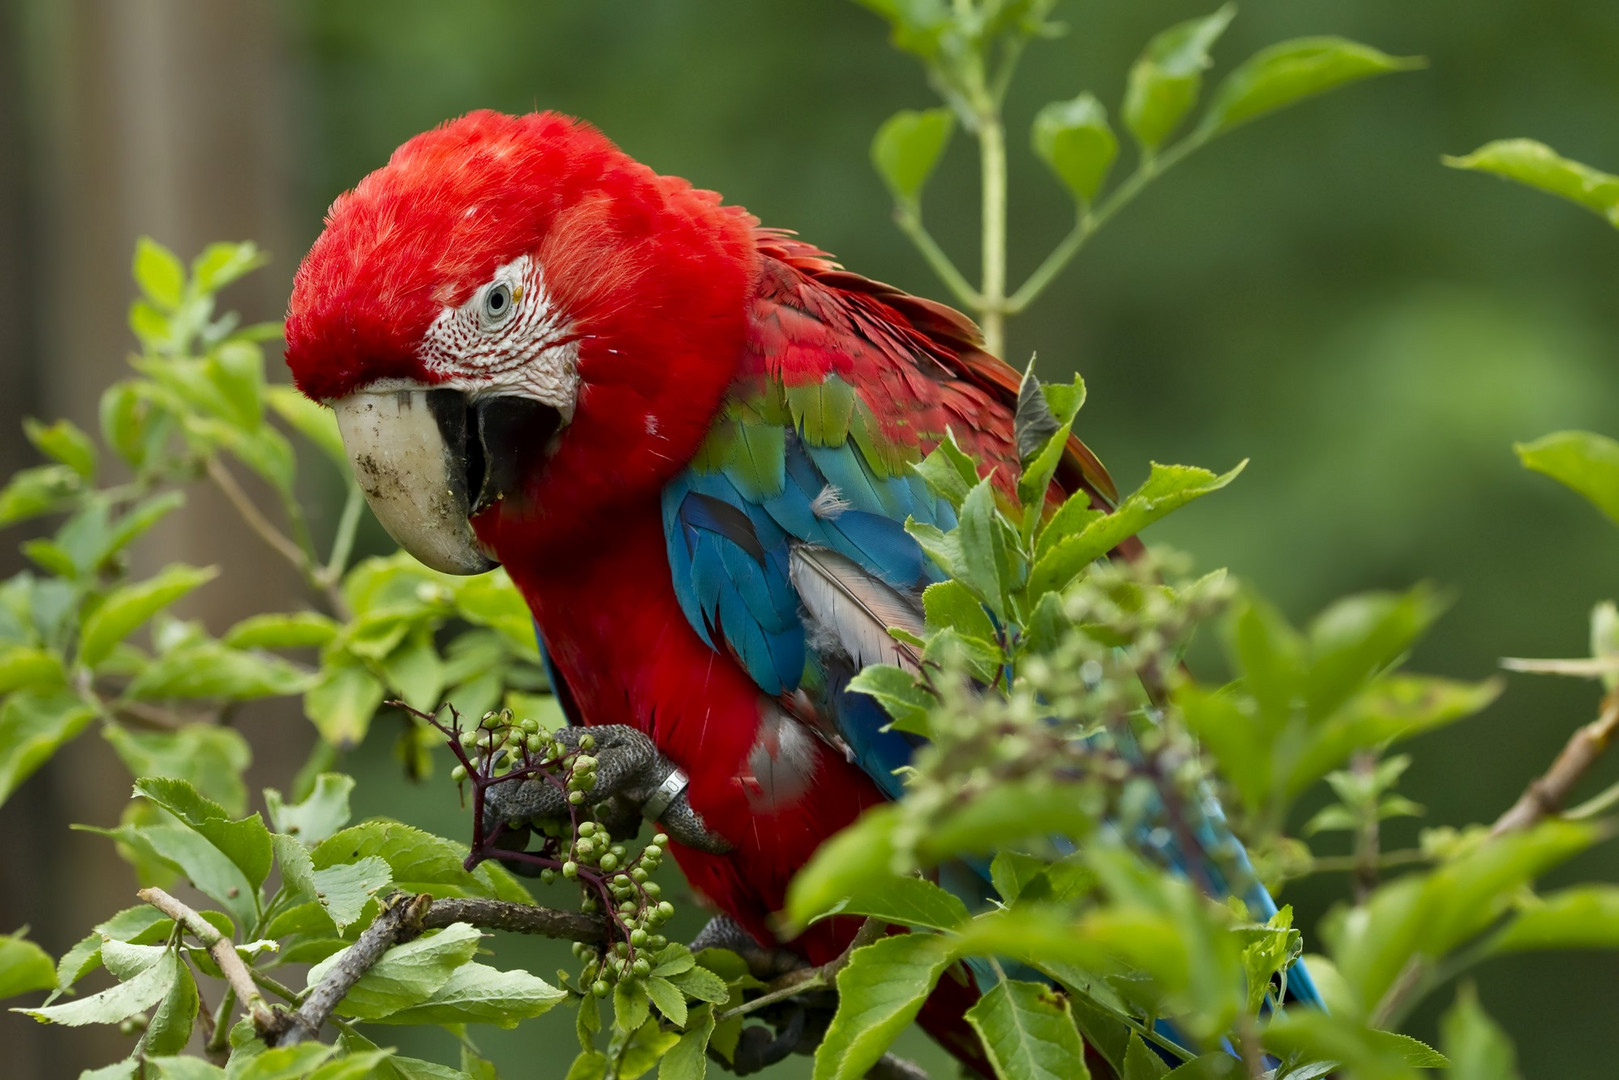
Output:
(330, 384), (563, 575)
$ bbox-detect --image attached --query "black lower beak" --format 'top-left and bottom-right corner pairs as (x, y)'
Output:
(426, 392), (564, 518)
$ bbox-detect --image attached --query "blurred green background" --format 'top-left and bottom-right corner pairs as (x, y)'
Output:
(2, 1), (1617, 1076)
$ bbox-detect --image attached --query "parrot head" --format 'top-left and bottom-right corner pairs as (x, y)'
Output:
(284, 110), (757, 572)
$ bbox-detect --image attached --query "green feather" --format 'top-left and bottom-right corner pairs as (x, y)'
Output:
(727, 418), (787, 500)
(785, 376), (856, 447)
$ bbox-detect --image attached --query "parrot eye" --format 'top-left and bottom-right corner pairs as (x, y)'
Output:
(480, 282), (514, 327)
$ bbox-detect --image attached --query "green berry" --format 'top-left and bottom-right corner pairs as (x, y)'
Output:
(575, 839), (594, 858)
(522, 718), (540, 733)
(649, 935), (667, 950)
(540, 869), (556, 885)
(592, 980), (610, 997)
(643, 882), (661, 898)
(578, 734), (595, 751)
(568, 790), (585, 805)
(599, 853), (618, 872)
(652, 833), (669, 847)
(630, 928), (648, 947)
(562, 861), (578, 879)
(579, 821), (597, 837)
(631, 868), (648, 883)
(450, 764), (467, 782)
(644, 844), (662, 859)
(632, 958), (652, 977)
(657, 901), (675, 919)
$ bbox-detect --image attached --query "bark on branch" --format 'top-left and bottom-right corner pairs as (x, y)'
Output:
(1493, 688), (1619, 836)
(138, 886), (277, 1033)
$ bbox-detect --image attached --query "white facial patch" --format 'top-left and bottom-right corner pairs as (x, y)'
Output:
(419, 254), (581, 419)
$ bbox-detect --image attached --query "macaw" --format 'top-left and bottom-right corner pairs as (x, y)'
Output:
(285, 110), (1316, 1075)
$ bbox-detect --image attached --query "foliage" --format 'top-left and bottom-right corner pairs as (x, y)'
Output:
(859, 0), (1420, 353)
(3, 5), (1619, 1080)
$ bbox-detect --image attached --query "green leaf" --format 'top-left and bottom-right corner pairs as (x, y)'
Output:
(1029, 462), (1243, 596)
(1440, 984), (1519, 1080)
(1123, 1035), (1170, 1080)
(0, 688), (97, 807)
(0, 464), (81, 527)
(1201, 37), (1422, 135)
(103, 722), (252, 816)
(913, 431), (981, 512)
(14, 946), (177, 1026)
(127, 640), (312, 701)
(646, 976), (687, 1028)
(1264, 1011), (1444, 1076)
(1445, 140), (1619, 227)
(1033, 93), (1118, 203)
(664, 964), (730, 1005)
(1515, 430), (1619, 527)
(224, 611), (340, 650)
(274, 833), (389, 931)
(0, 647), (66, 696)
(1489, 885), (1619, 953)
(783, 804), (902, 933)
(80, 564), (219, 668)
(1123, 5), (1234, 152)
(23, 418), (98, 480)
(847, 664), (935, 736)
(966, 978), (1090, 1080)
(872, 108), (954, 205)
(305, 659), (386, 748)
(1327, 821), (1599, 1011)
(306, 922), (481, 1020)
(659, 1002), (715, 1079)
(922, 580), (998, 646)
(382, 626), (446, 711)
(311, 819), (527, 902)
(307, 1051), (398, 1080)
(88, 820), (259, 930)
(814, 874), (970, 932)
(922, 780), (1098, 863)
(191, 241), (268, 295)
(142, 956), (199, 1055)
(812, 933), (954, 1080)
(955, 476), (1016, 615)
(134, 777), (274, 891)
(265, 386), (348, 471)
(614, 978), (651, 1032)
(0, 930), (57, 1000)
(265, 773), (354, 845)
(149, 1057), (228, 1080)
(366, 961), (565, 1026)
(134, 237), (186, 311)
(232, 1045), (341, 1080)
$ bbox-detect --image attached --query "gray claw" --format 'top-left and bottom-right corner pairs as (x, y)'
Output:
(482, 725), (732, 854)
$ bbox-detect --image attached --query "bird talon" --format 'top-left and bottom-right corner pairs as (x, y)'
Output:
(481, 725), (732, 854)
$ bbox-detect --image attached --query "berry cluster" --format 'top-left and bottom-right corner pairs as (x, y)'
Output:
(423, 705), (679, 997)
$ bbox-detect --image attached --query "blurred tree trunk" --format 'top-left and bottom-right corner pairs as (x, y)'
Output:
(0, 3), (306, 1076)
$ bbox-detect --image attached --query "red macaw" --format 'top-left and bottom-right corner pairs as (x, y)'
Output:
(285, 110), (1312, 1075)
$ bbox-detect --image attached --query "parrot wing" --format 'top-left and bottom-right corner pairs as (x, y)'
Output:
(657, 233), (1322, 1010)
(660, 232), (1091, 795)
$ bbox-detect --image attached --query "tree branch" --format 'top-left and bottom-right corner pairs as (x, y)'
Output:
(420, 897), (607, 943)
(270, 892), (430, 1045)
(206, 456), (350, 617)
(1492, 687), (1619, 836)
(138, 886), (276, 1033)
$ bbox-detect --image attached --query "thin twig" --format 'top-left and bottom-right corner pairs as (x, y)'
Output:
(272, 892), (430, 1045)
(1500, 656), (1619, 677)
(1492, 688), (1619, 836)
(206, 456), (350, 617)
(138, 886), (276, 1033)
(716, 917), (885, 1025)
(893, 208), (982, 310)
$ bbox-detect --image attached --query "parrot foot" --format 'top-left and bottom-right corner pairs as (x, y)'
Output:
(482, 724), (733, 854)
(690, 914), (805, 980)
